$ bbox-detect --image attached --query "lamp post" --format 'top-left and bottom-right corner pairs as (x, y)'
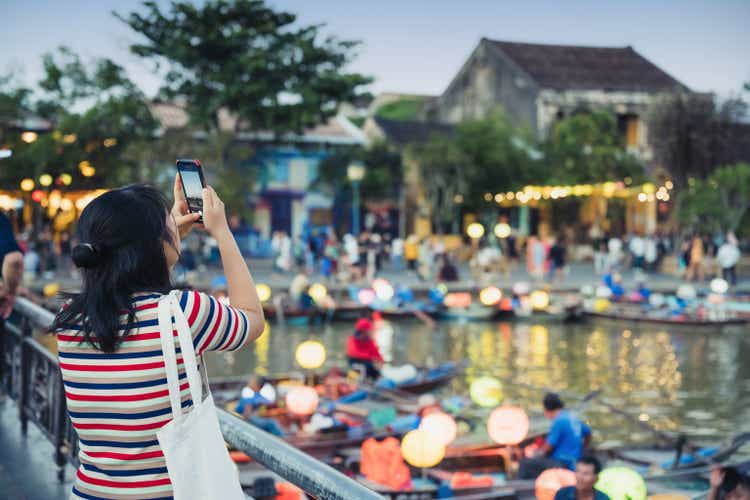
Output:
(347, 162), (365, 235)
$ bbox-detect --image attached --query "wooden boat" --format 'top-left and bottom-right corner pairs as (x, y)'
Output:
(438, 304), (499, 321)
(582, 301), (747, 326)
(329, 301), (370, 321)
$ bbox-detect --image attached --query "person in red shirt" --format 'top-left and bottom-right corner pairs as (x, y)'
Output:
(346, 318), (383, 379)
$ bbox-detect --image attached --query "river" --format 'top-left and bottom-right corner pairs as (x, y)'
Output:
(204, 317), (750, 448)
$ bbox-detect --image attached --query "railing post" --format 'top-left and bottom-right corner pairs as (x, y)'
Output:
(53, 378), (68, 481)
(18, 317), (31, 436)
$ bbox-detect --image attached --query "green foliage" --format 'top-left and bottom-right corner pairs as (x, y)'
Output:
(677, 163), (750, 234)
(0, 74), (32, 122)
(375, 97), (426, 121)
(544, 111), (644, 184)
(117, 0), (371, 133)
(648, 92), (747, 189)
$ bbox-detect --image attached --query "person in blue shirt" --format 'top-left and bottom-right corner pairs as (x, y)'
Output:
(520, 393), (592, 479)
(0, 211), (24, 318)
(554, 456), (610, 500)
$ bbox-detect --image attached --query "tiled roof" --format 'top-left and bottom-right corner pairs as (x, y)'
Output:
(488, 39), (687, 92)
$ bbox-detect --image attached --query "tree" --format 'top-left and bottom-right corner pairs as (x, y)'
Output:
(648, 92), (747, 189)
(677, 163), (750, 235)
(117, 0), (371, 133)
(544, 111), (644, 184)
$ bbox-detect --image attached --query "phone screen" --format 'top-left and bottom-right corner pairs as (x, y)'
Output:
(177, 160), (205, 218)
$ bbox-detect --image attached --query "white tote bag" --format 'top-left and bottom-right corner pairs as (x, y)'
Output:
(156, 291), (245, 500)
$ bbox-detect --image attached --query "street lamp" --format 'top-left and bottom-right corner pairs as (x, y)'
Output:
(347, 162), (366, 235)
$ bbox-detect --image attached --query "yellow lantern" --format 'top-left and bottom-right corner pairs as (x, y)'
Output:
(593, 298), (611, 312)
(39, 174), (53, 187)
(466, 222), (485, 239)
(493, 222), (511, 239)
(487, 406), (529, 445)
(59, 173), (73, 186)
(419, 412), (457, 446)
(20, 178), (35, 192)
(43, 282), (60, 298)
(479, 286), (502, 306)
(529, 290), (550, 310)
(285, 386), (319, 416)
(60, 198), (74, 211)
(596, 467), (647, 500)
(642, 182), (656, 194)
(79, 161), (96, 177)
(469, 377), (503, 407)
(256, 283), (272, 302)
(21, 131), (38, 143)
(401, 429), (445, 468)
(536, 468), (577, 500)
(295, 340), (326, 370)
(308, 283), (328, 304)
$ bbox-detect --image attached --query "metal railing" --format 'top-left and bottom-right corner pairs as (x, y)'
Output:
(0, 296), (383, 500)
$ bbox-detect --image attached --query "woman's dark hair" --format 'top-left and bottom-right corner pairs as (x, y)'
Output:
(50, 185), (177, 353)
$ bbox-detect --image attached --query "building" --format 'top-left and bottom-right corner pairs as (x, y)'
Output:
(424, 38), (688, 159)
(150, 101), (366, 240)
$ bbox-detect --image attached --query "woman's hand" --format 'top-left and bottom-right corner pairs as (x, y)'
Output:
(201, 186), (230, 238)
(171, 174), (201, 239)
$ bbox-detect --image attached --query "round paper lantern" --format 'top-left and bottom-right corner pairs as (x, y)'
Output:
(530, 290), (550, 310)
(494, 222), (511, 239)
(444, 292), (472, 308)
(285, 386), (319, 416)
(512, 282), (530, 296)
(43, 282), (60, 298)
(593, 298), (611, 312)
(676, 284), (696, 301)
(308, 283), (328, 304)
(596, 467), (647, 500)
(419, 412), (457, 446)
(357, 288), (376, 305)
(401, 429), (445, 468)
(466, 222), (485, 239)
(256, 283), (272, 303)
(470, 377), (503, 407)
(479, 286), (502, 306)
(580, 284), (595, 297)
(535, 468), (577, 500)
(499, 297), (514, 311)
(710, 278), (729, 294)
(487, 406), (529, 445)
(595, 286), (613, 299)
(373, 279), (395, 301)
(295, 340), (326, 369)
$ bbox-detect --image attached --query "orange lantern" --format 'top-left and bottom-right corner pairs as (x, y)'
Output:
(444, 292), (472, 308)
(285, 386), (319, 416)
(401, 429), (445, 468)
(487, 406), (529, 445)
(536, 468), (577, 500)
(499, 297), (514, 311)
(419, 412), (457, 446)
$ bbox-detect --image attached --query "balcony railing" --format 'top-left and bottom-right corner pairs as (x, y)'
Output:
(0, 296), (383, 500)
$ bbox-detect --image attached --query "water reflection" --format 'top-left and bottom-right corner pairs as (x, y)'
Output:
(199, 318), (749, 445)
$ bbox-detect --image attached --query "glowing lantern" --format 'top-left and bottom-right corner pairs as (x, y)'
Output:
(479, 286), (502, 306)
(295, 340), (326, 370)
(419, 412), (457, 446)
(494, 223), (511, 239)
(642, 182), (656, 194)
(20, 178), (35, 192)
(357, 288), (376, 305)
(39, 174), (53, 187)
(373, 279), (395, 301)
(59, 173), (73, 186)
(487, 406), (529, 445)
(535, 468), (577, 500)
(499, 297), (513, 311)
(21, 131), (38, 143)
(31, 190), (45, 203)
(256, 283), (272, 302)
(401, 429), (445, 468)
(78, 161), (96, 177)
(648, 293), (665, 308)
(308, 283), (328, 304)
(676, 284), (696, 301)
(43, 282), (60, 298)
(60, 198), (74, 211)
(596, 467), (647, 500)
(444, 292), (472, 308)
(512, 282), (530, 296)
(466, 222), (485, 239)
(529, 290), (550, 310)
(593, 298), (611, 312)
(469, 377), (503, 407)
(285, 386), (319, 416)
(710, 278), (729, 294)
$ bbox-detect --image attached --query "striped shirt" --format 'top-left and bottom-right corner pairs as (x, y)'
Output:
(57, 290), (253, 500)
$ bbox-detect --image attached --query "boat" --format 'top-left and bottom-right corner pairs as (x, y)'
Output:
(581, 301), (747, 326)
(438, 304), (499, 321)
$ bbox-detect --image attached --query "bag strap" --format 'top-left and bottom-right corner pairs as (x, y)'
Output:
(169, 291), (203, 404)
(158, 296), (184, 420)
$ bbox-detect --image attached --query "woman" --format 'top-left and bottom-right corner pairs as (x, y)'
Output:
(51, 177), (265, 499)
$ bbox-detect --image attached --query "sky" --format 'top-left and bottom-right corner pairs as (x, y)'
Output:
(1, 0), (749, 100)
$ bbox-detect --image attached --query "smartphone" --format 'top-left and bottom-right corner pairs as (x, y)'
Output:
(176, 159), (206, 223)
